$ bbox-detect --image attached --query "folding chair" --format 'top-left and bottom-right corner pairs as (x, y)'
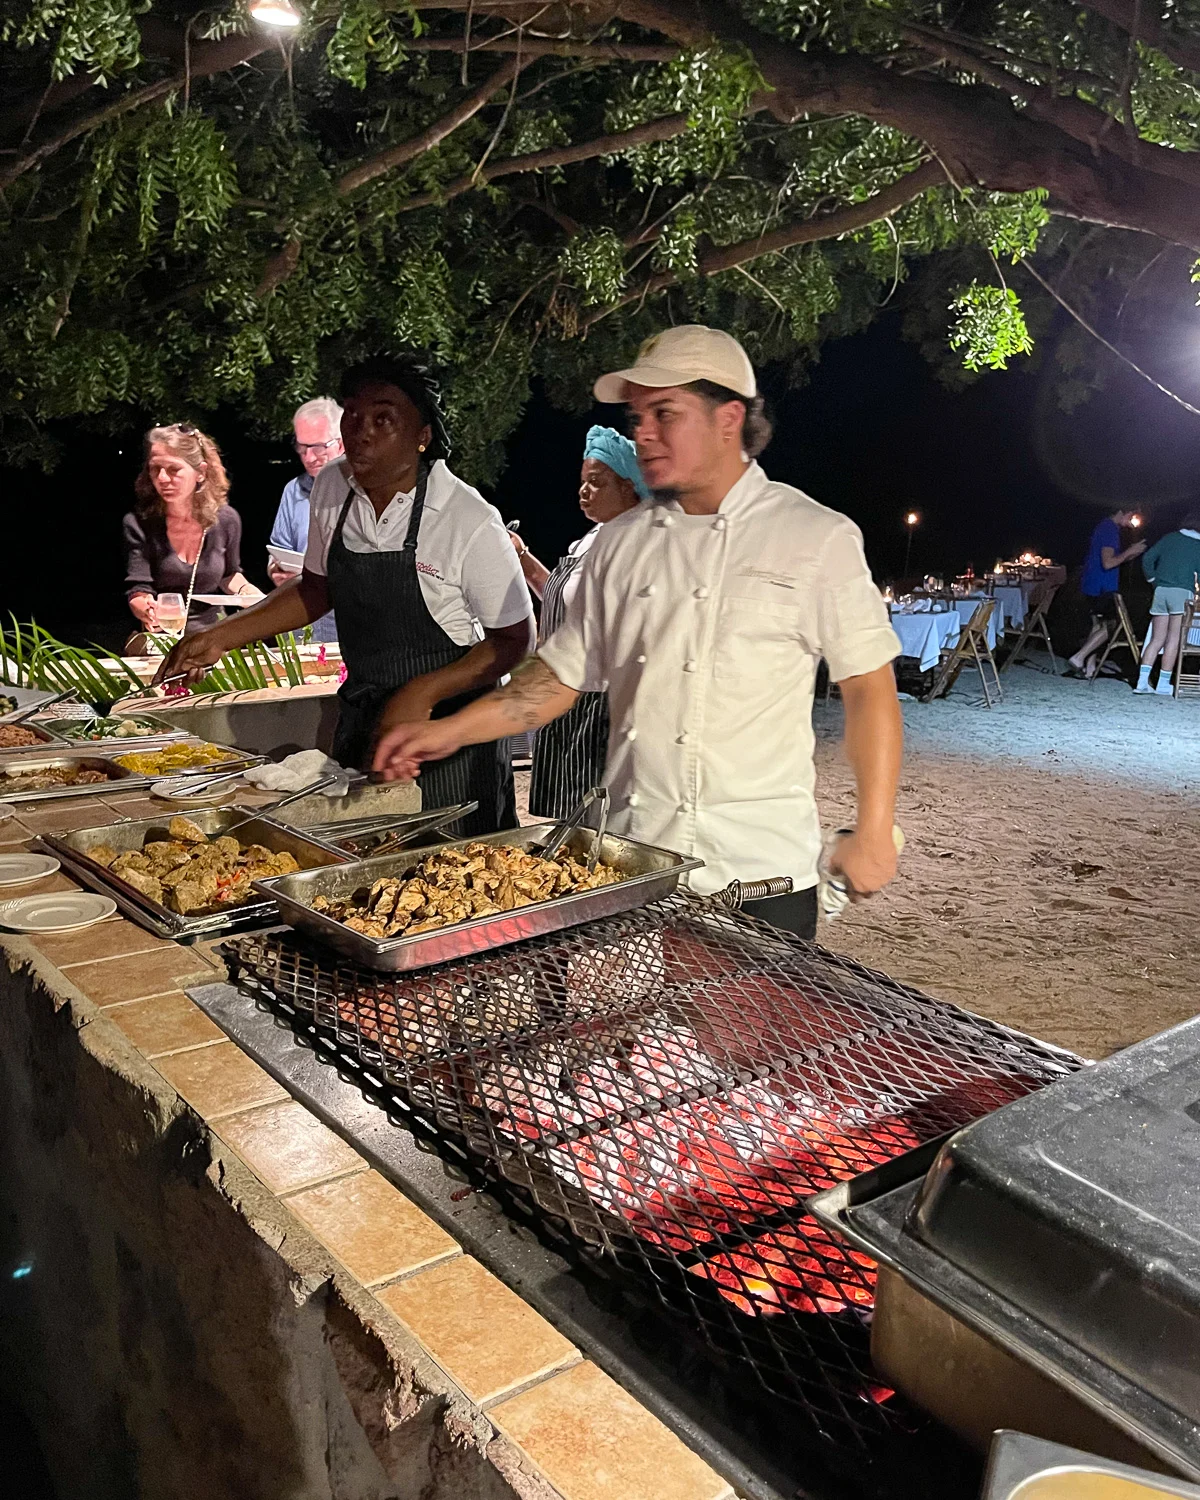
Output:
(1090, 594), (1140, 682)
(923, 599), (1002, 706)
(1000, 581), (1059, 674)
(1174, 595), (1200, 699)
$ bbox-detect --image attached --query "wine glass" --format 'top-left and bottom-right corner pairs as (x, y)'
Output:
(156, 593), (187, 635)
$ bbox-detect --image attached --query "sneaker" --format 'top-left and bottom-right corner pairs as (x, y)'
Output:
(1156, 682), (1175, 696)
(1133, 682), (1154, 693)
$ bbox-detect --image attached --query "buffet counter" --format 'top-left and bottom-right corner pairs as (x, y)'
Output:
(0, 786), (733, 1500)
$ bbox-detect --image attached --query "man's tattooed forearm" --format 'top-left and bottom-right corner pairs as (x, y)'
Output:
(495, 657), (568, 730)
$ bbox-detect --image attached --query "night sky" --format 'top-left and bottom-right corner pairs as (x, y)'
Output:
(7, 309), (1199, 650)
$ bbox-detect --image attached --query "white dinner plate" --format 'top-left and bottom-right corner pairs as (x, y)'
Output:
(0, 892), (116, 932)
(0, 853), (60, 887)
(191, 594), (262, 608)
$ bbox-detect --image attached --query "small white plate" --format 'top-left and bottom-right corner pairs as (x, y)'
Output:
(150, 778), (235, 807)
(0, 892), (116, 933)
(0, 853), (60, 887)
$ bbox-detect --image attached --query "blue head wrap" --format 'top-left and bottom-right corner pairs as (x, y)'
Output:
(583, 425), (650, 501)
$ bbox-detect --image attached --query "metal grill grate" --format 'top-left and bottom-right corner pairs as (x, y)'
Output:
(225, 895), (1080, 1443)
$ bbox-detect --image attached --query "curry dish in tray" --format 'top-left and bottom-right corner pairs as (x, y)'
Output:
(311, 841), (624, 939)
(87, 815), (301, 915)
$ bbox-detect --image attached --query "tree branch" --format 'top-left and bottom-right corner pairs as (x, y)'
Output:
(1081, 0), (1200, 76)
(335, 54), (526, 195)
(257, 57), (528, 295)
(0, 74), (182, 192)
(395, 111), (690, 214)
(1, 24), (270, 144)
(403, 35), (679, 60)
(613, 0), (1200, 247)
(584, 156), (943, 326)
(897, 19), (1200, 191)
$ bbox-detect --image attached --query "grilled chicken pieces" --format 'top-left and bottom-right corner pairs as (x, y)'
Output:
(88, 820), (300, 914)
(312, 842), (623, 940)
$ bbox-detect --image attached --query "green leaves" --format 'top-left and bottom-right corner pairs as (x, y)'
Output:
(326, 0), (412, 87)
(4, 0), (145, 81)
(560, 228), (627, 307)
(948, 283), (1034, 371)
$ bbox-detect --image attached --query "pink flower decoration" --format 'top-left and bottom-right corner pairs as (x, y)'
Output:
(317, 644), (327, 665)
(337, 661), (348, 684)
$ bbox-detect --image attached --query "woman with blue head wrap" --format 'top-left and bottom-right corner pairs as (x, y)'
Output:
(510, 426), (646, 817)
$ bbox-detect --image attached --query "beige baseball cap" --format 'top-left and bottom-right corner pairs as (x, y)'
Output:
(593, 325), (757, 403)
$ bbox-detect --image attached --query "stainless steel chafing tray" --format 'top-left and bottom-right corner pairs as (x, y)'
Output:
(253, 823), (704, 972)
(41, 712), (190, 745)
(0, 720), (71, 751)
(0, 751), (143, 801)
(40, 808), (349, 940)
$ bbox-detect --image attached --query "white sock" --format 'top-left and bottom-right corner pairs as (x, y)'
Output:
(1137, 665), (1152, 689)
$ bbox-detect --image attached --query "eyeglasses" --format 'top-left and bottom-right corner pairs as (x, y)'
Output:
(161, 421), (198, 435)
(294, 438), (340, 455)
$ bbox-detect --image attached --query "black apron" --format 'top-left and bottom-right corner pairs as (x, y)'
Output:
(528, 539), (609, 819)
(326, 465), (516, 837)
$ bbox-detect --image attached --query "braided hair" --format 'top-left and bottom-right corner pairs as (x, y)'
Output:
(338, 355), (451, 460)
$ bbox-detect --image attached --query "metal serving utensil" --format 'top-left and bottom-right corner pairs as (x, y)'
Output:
(533, 785), (609, 863)
(352, 801), (479, 859)
(218, 771), (358, 839)
(3, 689), (75, 725)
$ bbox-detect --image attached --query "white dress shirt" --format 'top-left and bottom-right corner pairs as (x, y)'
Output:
(304, 457), (532, 646)
(538, 463), (900, 895)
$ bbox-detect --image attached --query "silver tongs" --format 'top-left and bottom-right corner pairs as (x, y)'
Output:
(337, 801), (480, 858)
(218, 771), (360, 838)
(534, 785), (610, 872)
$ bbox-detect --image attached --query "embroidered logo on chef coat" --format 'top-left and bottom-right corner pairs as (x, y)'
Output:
(736, 567), (797, 589)
(416, 560), (445, 579)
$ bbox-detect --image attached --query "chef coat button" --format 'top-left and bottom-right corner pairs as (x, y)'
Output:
(693, 586), (709, 600)
(713, 517), (727, 532)
(636, 653), (647, 664)
(655, 515), (672, 527)
(625, 727), (638, 742)
(676, 732), (689, 744)
(639, 585), (655, 598)
(627, 793), (640, 808)
(682, 659), (697, 672)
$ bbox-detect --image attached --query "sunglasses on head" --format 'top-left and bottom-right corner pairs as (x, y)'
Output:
(160, 421), (198, 436)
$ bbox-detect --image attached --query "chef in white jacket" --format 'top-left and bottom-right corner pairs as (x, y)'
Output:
(374, 326), (903, 937)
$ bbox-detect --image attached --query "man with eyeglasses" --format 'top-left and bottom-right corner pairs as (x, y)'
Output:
(267, 397), (344, 642)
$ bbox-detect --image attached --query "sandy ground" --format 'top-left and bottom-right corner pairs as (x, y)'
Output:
(815, 654), (1200, 1060)
(517, 652), (1200, 1060)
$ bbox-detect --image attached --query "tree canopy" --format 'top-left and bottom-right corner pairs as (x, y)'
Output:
(4, 0), (1200, 477)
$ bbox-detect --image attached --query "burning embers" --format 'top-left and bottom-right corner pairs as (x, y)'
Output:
(226, 900), (1078, 1427)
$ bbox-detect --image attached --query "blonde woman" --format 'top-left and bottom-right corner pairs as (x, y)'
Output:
(123, 422), (259, 641)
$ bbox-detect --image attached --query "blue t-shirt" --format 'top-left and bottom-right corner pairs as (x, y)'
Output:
(270, 473), (338, 642)
(1081, 517), (1121, 597)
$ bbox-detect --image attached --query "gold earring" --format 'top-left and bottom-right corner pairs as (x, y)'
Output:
(418, 443), (426, 452)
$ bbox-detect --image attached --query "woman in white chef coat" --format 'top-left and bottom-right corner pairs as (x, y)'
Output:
(512, 426), (648, 818)
(373, 327), (904, 939)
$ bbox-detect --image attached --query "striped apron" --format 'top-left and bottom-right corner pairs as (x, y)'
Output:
(528, 542), (609, 819)
(326, 465), (516, 837)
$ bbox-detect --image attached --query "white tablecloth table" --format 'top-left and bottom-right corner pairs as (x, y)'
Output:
(992, 584), (1028, 629)
(889, 610), (960, 671)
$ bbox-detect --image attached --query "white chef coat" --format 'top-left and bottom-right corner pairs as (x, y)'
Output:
(304, 457), (532, 646)
(538, 463), (900, 895)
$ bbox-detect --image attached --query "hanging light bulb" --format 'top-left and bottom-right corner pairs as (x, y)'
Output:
(250, 0), (302, 26)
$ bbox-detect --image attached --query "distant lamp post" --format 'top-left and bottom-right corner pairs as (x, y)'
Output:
(250, 0), (302, 25)
(903, 511), (920, 578)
